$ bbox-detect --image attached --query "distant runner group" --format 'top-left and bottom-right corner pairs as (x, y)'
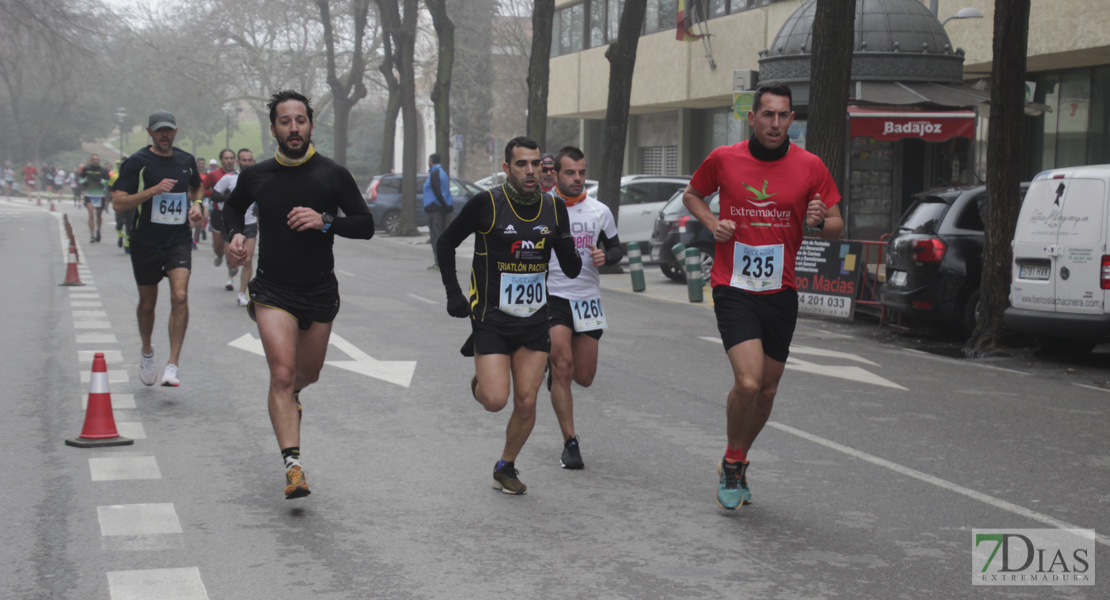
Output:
(41, 81), (843, 509)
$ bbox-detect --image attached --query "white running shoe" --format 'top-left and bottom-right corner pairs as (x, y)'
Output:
(161, 364), (180, 387)
(139, 352), (156, 386)
(225, 278), (234, 291)
(213, 254), (223, 267)
(237, 292), (249, 307)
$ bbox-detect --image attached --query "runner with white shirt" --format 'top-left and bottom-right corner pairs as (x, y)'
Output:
(212, 148), (257, 306)
(546, 146), (623, 469)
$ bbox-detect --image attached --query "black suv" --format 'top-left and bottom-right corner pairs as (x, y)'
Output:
(649, 190), (717, 282)
(881, 183), (1028, 333)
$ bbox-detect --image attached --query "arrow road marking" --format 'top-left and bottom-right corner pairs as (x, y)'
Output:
(228, 332), (417, 388)
(698, 336), (904, 390)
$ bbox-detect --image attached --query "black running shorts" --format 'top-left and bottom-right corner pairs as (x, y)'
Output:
(547, 295), (603, 340)
(248, 276), (340, 331)
(208, 208), (224, 235)
(130, 241), (192, 286)
(467, 320), (551, 356)
(712, 285), (799, 363)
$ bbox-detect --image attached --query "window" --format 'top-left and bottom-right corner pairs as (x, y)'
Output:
(590, 0), (606, 47)
(954, 194), (985, 231)
(620, 183), (652, 205)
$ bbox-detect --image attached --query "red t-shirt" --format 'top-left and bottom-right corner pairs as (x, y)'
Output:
(23, 166), (36, 183)
(202, 168), (231, 201)
(689, 141), (840, 293)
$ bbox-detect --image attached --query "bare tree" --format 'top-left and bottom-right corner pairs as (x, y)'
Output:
(377, 0), (420, 235)
(968, 0), (1032, 354)
(806, 0), (855, 196)
(526, 0), (554, 144)
(316, 0), (373, 166)
(426, 0), (454, 173)
(596, 0), (648, 223)
(373, 6), (401, 176)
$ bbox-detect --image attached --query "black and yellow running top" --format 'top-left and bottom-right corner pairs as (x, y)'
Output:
(437, 184), (582, 328)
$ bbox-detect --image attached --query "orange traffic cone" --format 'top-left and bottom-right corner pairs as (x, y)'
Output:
(67, 353), (133, 448)
(49, 199), (55, 211)
(59, 242), (84, 286)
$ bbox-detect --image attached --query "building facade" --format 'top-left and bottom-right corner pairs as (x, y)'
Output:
(548, 0), (1110, 240)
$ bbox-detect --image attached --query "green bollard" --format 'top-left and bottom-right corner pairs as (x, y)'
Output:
(628, 241), (646, 292)
(684, 246), (704, 302)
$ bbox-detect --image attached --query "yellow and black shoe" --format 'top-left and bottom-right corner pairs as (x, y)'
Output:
(492, 462), (527, 495)
(284, 465), (311, 499)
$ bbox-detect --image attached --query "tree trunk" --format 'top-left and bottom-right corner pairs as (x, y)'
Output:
(396, 0), (420, 236)
(375, 12), (400, 176)
(527, 0), (554, 145)
(427, 0), (454, 174)
(968, 0), (1031, 355)
(317, 0), (371, 167)
(807, 0), (855, 198)
(597, 0), (647, 225)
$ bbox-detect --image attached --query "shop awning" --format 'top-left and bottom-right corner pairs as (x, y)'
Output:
(847, 106), (976, 141)
(851, 80), (1051, 115)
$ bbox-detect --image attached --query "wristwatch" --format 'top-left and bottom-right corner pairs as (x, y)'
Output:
(321, 212), (334, 232)
(812, 217), (825, 231)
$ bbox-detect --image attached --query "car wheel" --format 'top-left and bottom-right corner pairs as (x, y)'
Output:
(382, 211), (402, 236)
(1038, 338), (1097, 355)
(660, 262), (685, 282)
(960, 289), (980, 334)
(696, 248), (713, 282)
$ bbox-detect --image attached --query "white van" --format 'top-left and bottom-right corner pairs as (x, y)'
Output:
(1005, 164), (1110, 351)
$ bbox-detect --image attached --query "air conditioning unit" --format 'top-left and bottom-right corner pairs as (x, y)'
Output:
(733, 70), (759, 93)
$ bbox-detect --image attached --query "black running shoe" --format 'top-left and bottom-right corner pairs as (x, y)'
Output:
(560, 436), (584, 469)
(492, 462), (526, 495)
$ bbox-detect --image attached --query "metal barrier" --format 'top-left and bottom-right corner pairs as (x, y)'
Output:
(852, 234), (902, 327)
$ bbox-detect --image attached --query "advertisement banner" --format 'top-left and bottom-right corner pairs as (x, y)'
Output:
(795, 238), (862, 320)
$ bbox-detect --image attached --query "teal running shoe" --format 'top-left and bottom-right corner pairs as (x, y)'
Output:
(716, 460), (751, 510)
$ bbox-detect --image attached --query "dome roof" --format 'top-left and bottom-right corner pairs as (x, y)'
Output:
(759, 0), (965, 84)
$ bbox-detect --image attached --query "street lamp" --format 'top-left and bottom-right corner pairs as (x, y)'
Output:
(114, 108), (126, 159)
(942, 7), (984, 27)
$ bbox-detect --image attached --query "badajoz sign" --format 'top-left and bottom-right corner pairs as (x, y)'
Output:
(972, 529), (1095, 586)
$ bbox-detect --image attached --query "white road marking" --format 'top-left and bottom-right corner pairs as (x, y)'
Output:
(115, 422), (146, 440)
(229, 332), (417, 387)
(698, 336), (903, 389)
(89, 456), (161, 481)
(228, 333), (265, 357)
(336, 269), (356, 277)
(70, 301), (103, 307)
(80, 370), (129, 384)
(1072, 383), (1110, 394)
(98, 503), (181, 536)
(107, 568), (209, 600)
(406, 293), (437, 305)
(897, 348), (1030, 375)
(768, 421), (1110, 548)
(68, 292), (99, 298)
(78, 350), (123, 365)
(790, 344), (880, 366)
(83, 393), (135, 410)
(77, 334), (117, 344)
(73, 321), (111, 329)
(72, 310), (107, 318)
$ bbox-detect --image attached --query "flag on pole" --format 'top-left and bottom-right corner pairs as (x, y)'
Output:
(676, 0), (703, 42)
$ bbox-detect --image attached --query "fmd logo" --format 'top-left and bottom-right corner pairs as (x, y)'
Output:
(972, 529), (1095, 586)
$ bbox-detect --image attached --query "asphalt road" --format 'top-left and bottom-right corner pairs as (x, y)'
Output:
(2, 196), (1107, 599)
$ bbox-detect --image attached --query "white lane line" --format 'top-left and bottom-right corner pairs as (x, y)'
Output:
(897, 348), (1030, 375)
(73, 310), (107, 318)
(1073, 383), (1110, 394)
(68, 293), (99, 298)
(82, 394), (135, 410)
(74, 321), (111, 329)
(81, 370), (128, 383)
(98, 503), (182, 536)
(698, 336), (904, 389)
(767, 421), (1110, 548)
(115, 423), (147, 440)
(406, 293), (438, 305)
(107, 568), (209, 600)
(70, 301), (103, 307)
(77, 334), (117, 344)
(89, 456), (161, 481)
(790, 344), (880, 366)
(336, 269), (355, 277)
(78, 350), (123, 365)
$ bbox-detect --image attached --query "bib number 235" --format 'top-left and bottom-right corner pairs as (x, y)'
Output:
(730, 242), (784, 292)
(499, 272), (546, 317)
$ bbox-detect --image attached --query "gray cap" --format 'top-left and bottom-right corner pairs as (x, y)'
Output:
(148, 110), (177, 130)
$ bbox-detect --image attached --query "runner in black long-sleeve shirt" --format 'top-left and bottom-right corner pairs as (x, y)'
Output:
(437, 135), (582, 495)
(224, 90), (374, 500)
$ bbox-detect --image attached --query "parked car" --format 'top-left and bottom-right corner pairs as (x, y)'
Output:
(475, 172), (598, 191)
(881, 183), (1028, 333)
(365, 174), (484, 236)
(1006, 165), (1110, 353)
(587, 175), (690, 255)
(649, 190), (717, 282)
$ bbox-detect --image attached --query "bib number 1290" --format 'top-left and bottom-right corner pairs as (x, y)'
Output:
(499, 272), (545, 317)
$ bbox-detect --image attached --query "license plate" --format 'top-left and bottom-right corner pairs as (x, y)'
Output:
(1019, 264), (1050, 280)
(890, 271), (907, 287)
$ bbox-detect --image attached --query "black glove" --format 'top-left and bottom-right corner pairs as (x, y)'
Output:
(446, 289), (470, 318)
